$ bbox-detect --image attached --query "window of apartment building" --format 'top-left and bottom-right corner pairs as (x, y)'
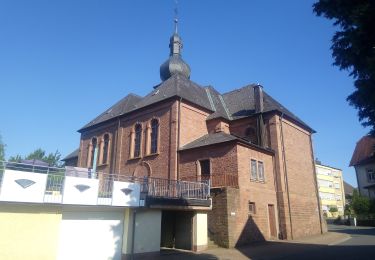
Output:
(319, 192), (335, 200)
(334, 182), (340, 189)
(134, 123), (142, 158)
(199, 160), (211, 177)
(102, 134), (110, 164)
(318, 179), (333, 188)
(250, 159), (265, 182)
(367, 169), (375, 182)
(150, 119), (159, 154)
(248, 201), (256, 214)
(335, 194), (342, 201)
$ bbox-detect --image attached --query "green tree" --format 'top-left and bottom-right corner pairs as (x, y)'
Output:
(8, 154), (22, 163)
(313, 1), (375, 135)
(0, 135), (5, 161)
(351, 189), (371, 215)
(9, 149), (62, 167)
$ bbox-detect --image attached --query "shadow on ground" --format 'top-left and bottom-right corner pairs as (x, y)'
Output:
(150, 226), (375, 260)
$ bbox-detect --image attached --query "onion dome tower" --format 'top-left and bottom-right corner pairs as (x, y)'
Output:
(160, 16), (191, 81)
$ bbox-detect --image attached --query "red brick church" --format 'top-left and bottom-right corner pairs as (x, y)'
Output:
(64, 20), (325, 248)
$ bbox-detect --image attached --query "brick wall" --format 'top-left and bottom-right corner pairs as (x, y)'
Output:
(235, 144), (278, 245)
(78, 122), (118, 174)
(179, 143), (238, 180)
(179, 102), (209, 147)
(118, 100), (178, 180)
(268, 114), (323, 239)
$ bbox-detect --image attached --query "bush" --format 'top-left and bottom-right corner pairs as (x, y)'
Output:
(329, 206), (338, 213)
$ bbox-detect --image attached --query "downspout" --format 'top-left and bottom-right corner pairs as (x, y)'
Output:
(114, 117), (121, 174)
(272, 153), (284, 239)
(309, 135), (324, 234)
(130, 209), (137, 260)
(279, 113), (294, 239)
(177, 97), (182, 180)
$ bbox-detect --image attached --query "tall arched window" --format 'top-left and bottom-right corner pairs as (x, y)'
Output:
(150, 119), (159, 154)
(134, 124), (142, 158)
(89, 137), (97, 168)
(102, 134), (110, 164)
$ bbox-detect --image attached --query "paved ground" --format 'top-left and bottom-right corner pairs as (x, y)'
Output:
(147, 224), (375, 260)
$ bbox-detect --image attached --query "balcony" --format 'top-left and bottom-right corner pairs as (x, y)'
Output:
(0, 161), (210, 207)
(180, 173), (239, 188)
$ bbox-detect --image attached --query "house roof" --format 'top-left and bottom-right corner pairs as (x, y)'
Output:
(179, 131), (274, 154)
(135, 73), (213, 112)
(80, 94), (142, 131)
(343, 181), (355, 196)
(62, 149), (79, 161)
(222, 85), (313, 131)
(349, 135), (375, 166)
(79, 75), (313, 133)
(179, 132), (238, 150)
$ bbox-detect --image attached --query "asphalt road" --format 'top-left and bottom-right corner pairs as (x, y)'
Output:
(279, 224), (375, 260)
(156, 224), (375, 260)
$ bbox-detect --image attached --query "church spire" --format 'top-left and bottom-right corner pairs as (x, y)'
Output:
(160, 1), (191, 81)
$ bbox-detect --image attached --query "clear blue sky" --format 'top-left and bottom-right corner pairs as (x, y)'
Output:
(0, 0), (368, 187)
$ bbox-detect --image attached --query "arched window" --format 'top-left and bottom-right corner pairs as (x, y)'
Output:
(150, 119), (159, 154)
(134, 124), (142, 158)
(89, 137), (97, 168)
(102, 134), (110, 164)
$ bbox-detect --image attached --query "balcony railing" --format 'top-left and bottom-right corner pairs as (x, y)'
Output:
(180, 173), (239, 188)
(0, 161), (210, 206)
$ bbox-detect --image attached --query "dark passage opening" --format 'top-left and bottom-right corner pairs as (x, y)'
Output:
(199, 160), (210, 177)
(160, 210), (194, 250)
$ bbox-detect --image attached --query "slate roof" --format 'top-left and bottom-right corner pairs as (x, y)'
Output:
(79, 74), (313, 133)
(350, 135), (375, 166)
(80, 94), (142, 131)
(62, 149), (79, 161)
(179, 132), (238, 150)
(179, 132), (274, 154)
(134, 73), (213, 112)
(222, 85), (313, 131)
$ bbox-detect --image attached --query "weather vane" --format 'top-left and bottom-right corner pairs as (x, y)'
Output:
(174, 0), (178, 33)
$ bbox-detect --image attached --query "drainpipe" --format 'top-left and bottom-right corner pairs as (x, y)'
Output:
(279, 113), (293, 239)
(130, 209), (137, 260)
(309, 135), (324, 234)
(113, 117), (121, 174)
(272, 153), (284, 239)
(177, 97), (182, 180)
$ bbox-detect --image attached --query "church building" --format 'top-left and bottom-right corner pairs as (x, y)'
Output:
(66, 19), (325, 250)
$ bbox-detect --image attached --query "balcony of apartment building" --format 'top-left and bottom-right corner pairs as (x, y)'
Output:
(0, 160), (211, 208)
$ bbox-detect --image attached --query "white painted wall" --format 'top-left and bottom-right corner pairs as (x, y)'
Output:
(356, 163), (375, 198)
(57, 207), (124, 260)
(195, 213), (208, 247)
(122, 209), (161, 255)
(62, 176), (99, 205)
(0, 170), (47, 203)
(112, 181), (140, 207)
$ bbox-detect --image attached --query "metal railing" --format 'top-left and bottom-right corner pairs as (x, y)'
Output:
(181, 173), (239, 188)
(0, 161), (210, 203)
(142, 177), (210, 200)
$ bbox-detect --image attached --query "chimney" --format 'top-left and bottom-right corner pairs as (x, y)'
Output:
(254, 84), (264, 113)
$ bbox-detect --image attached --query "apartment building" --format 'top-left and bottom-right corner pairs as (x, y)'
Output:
(316, 162), (345, 217)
